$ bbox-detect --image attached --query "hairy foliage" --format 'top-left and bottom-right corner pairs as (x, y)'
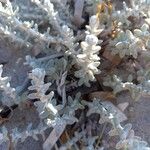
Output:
(0, 0), (150, 150)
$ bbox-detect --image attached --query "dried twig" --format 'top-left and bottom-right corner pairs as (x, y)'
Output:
(72, 0), (85, 27)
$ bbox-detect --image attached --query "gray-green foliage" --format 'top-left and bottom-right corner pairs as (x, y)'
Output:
(0, 0), (150, 149)
(103, 73), (150, 101)
(0, 65), (18, 106)
(83, 99), (150, 150)
(109, 30), (142, 58)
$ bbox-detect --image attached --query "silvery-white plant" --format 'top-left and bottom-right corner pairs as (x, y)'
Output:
(0, 65), (18, 106)
(0, 0), (149, 149)
(111, 0), (150, 32)
(32, 0), (77, 54)
(134, 23), (150, 49)
(103, 74), (150, 101)
(0, 0), (59, 49)
(32, 0), (65, 33)
(0, 0), (72, 51)
(0, 123), (48, 148)
(75, 15), (103, 87)
(110, 30), (142, 58)
(112, 3), (132, 26)
(83, 99), (150, 150)
(28, 68), (58, 119)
